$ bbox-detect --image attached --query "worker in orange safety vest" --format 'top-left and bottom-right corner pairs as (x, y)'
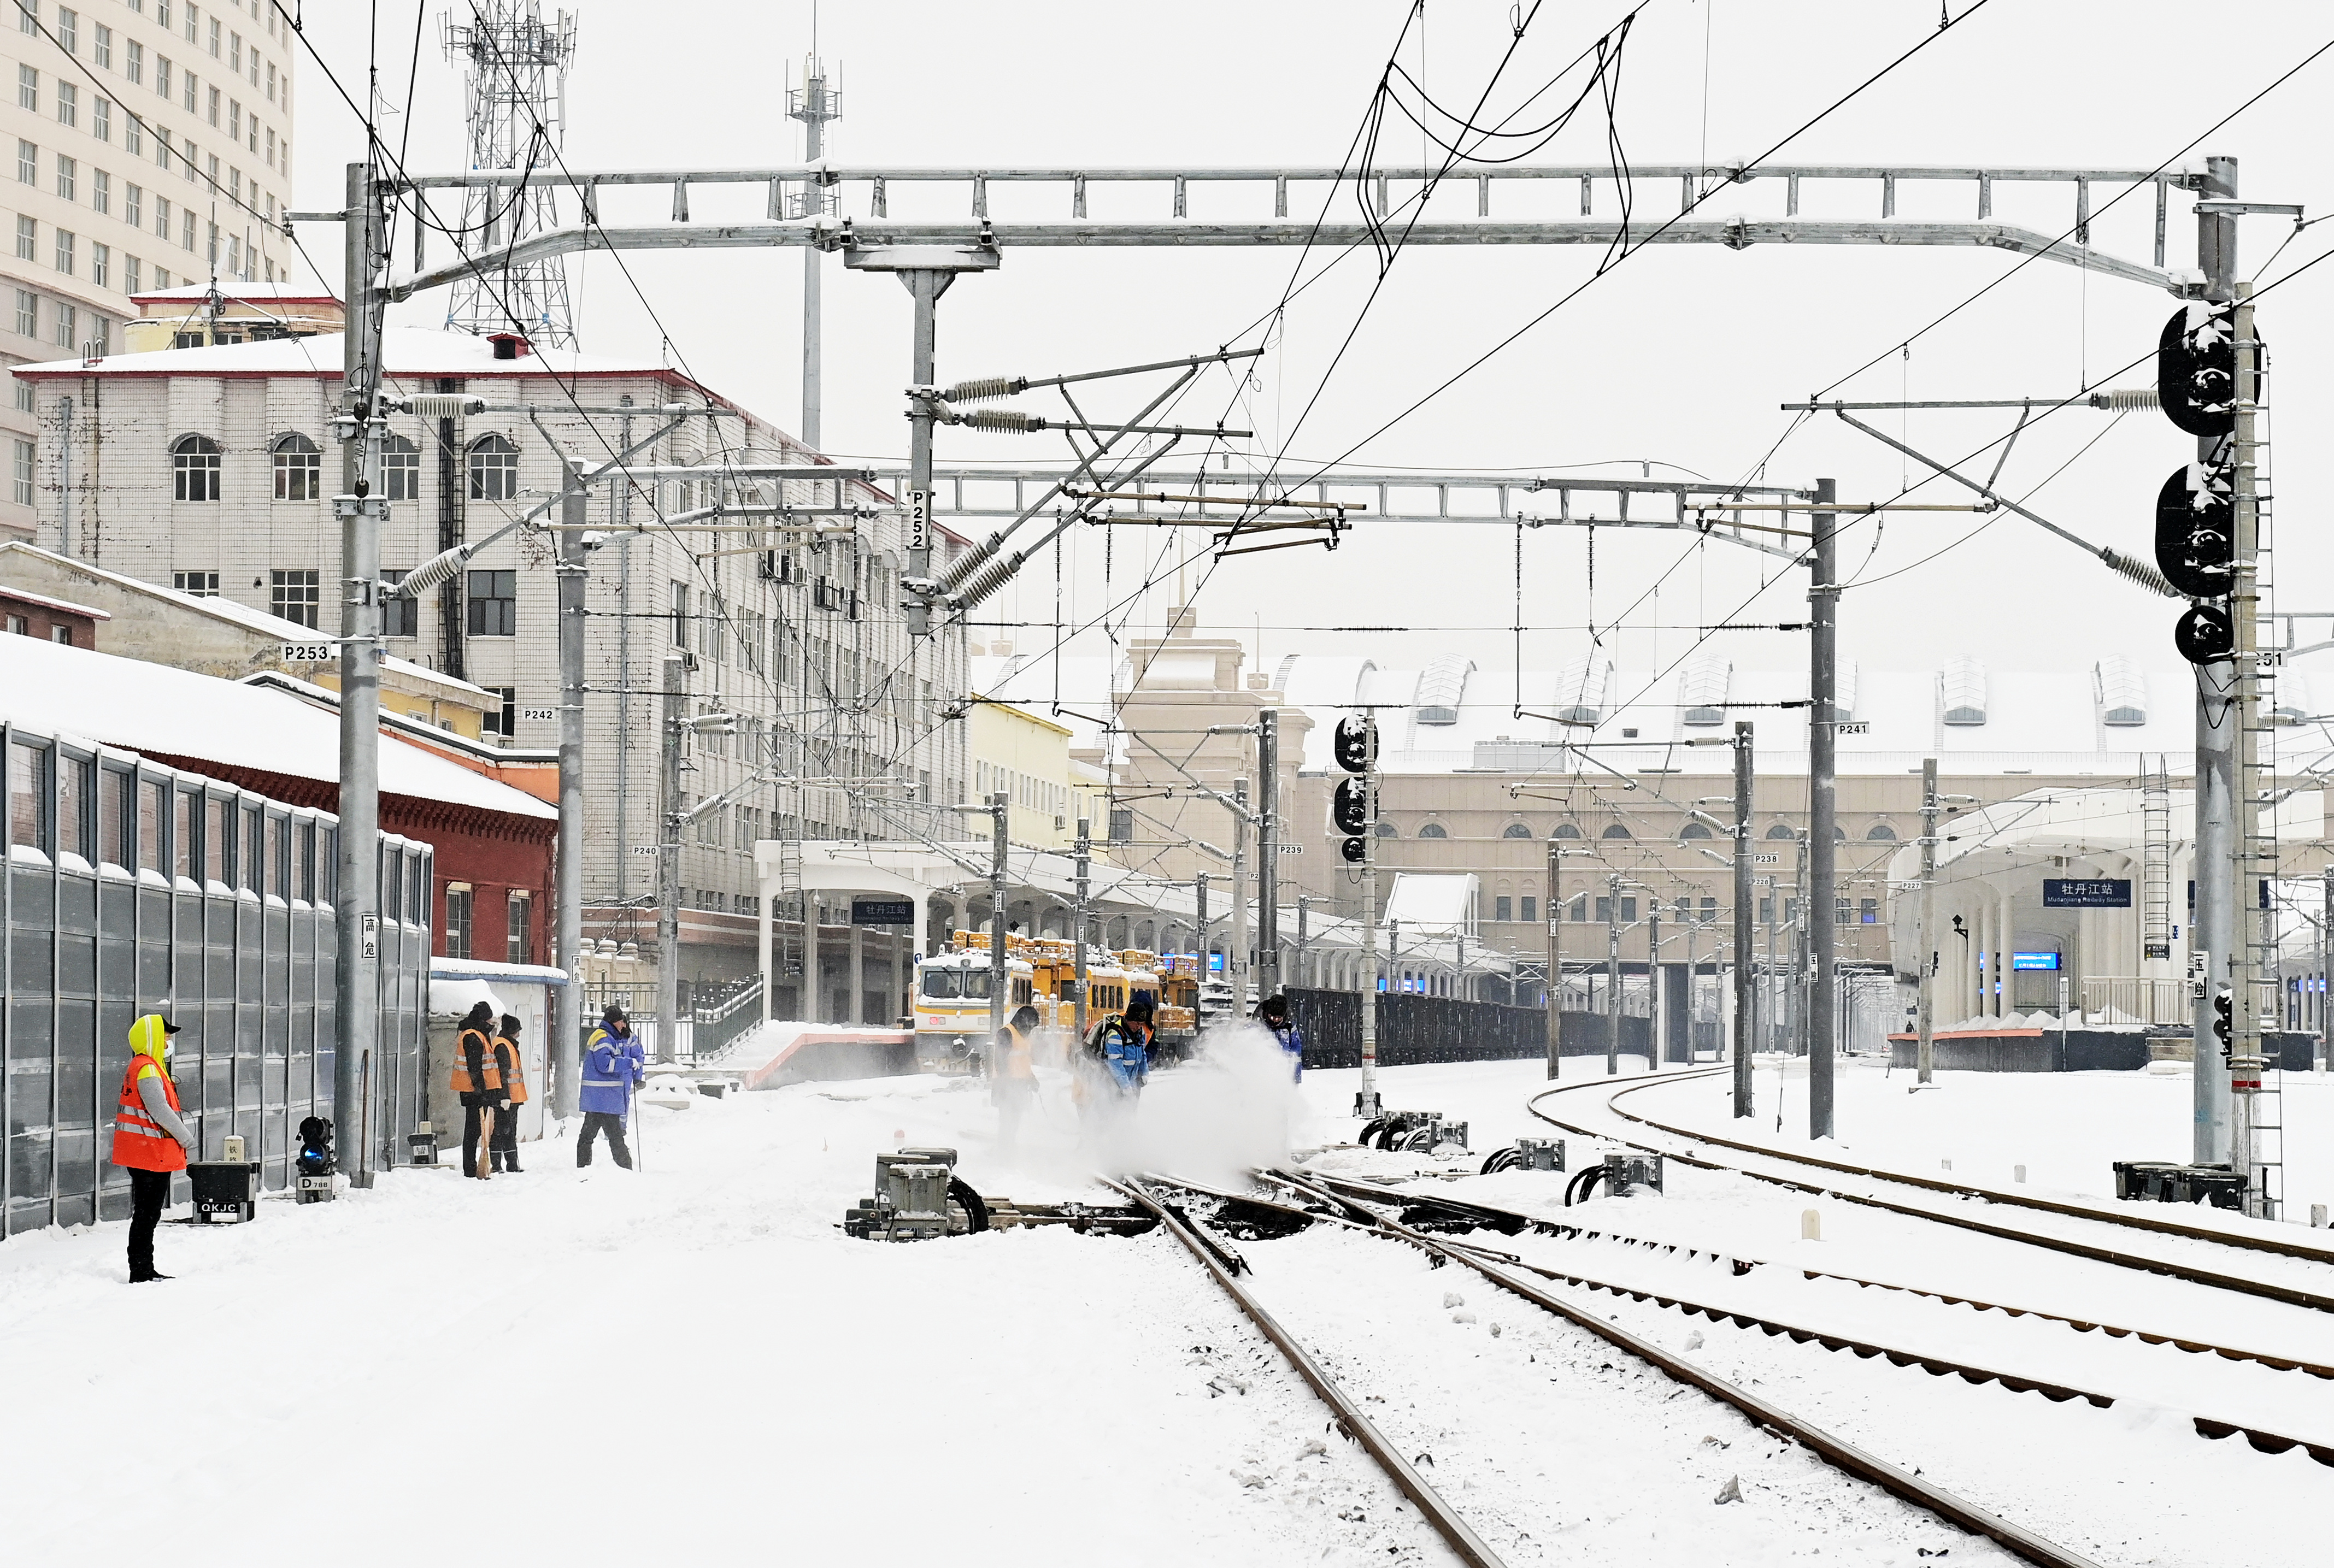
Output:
(111, 1014), (196, 1282)
(449, 1000), (505, 1180)
(489, 1013), (528, 1174)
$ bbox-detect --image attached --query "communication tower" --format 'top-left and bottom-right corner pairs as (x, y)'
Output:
(442, 2), (580, 347)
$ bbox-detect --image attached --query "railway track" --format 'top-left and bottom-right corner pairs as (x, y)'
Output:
(1527, 1067), (2334, 1314)
(1118, 1170), (2117, 1568)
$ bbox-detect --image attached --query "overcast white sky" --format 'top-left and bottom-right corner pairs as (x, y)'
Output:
(287, 2), (2334, 710)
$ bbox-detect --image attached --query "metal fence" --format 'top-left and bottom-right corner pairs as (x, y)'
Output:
(4, 724), (432, 1234)
(1284, 988), (1647, 1069)
(579, 973), (764, 1063)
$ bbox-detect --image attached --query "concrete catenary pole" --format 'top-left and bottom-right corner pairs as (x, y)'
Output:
(1356, 714), (1382, 1118)
(988, 791), (1009, 1068)
(656, 652), (685, 1062)
(552, 463), (589, 1117)
(1808, 476), (1839, 1140)
(1232, 777), (1250, 1012)
(1195, 872), (1210, 1033)
(2229, 275), (2269, 1213)
(1647, 901), (1663, 1073)
(1604, 873), (1621, 1075)
(1073, 817), (1090, 1047)
(1295, 894), (1310, 990)
(2191, 154), (2239, 1166)
(1916, 757), (1941, 1086)
(333, 160), (388, 1186)
(1732, 722), (1755, 1117)
(1545, 836), (1565, 1079)
(1255, 708), (1280, 1004)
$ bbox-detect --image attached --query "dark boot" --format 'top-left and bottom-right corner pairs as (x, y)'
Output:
(130, 1271), (174, 1283)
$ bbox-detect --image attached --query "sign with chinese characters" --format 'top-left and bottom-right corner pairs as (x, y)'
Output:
(852, 898), (916, 927)
(2042, 878), (2130, 908)
(2012, 950), (2062, 971)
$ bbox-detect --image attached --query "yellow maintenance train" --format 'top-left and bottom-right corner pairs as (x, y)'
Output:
(910, 932), (1199, 1073)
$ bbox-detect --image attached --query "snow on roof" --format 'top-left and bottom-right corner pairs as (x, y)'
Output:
(16, 325), (702, 382)
(1384, 873), (1478, 932)
(131, 280), (341, 306)
(0, 543), (491, 700)
(0, 634), (556, 820)
(0, 581), (109, 620)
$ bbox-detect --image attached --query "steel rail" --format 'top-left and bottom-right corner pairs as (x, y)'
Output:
(1273, 1174), (2334, 1472)
(1526, 1071), (2334, 1315)
(1100, 1177), (1509, 1568)
(1302, 1173), (2334, 1382)
(1262, 1170), (2109, 1568)
(1603, 1072), (2334, 1268)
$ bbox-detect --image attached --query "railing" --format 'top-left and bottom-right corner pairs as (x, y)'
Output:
(2081, 976), (2279, 1027)
(690, 974), (766, 1063)
(579, 975), (766, 1063)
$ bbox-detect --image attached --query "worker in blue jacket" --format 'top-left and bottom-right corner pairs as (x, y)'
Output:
(1259, 994), (1304, 1083)
(577, 1005), (646, 1169)
(1094, 994), (1154, 1097)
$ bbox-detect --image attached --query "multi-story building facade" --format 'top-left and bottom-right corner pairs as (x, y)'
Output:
(968, 692), (1108, 853)
(16, 326), (975, 992)
(3, 0), (296, 538)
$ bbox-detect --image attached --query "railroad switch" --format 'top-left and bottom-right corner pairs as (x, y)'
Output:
(1359, 1110), (1471, 1154)
(844, 1145), (1157, 1240)
(1478, 1138), (1565, 1174)
(1603, 1152), (1665, 1196)
(2112, 1159), (2243, 1209)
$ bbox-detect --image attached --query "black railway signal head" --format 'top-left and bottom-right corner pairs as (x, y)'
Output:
(2176, 602), (2235, 665)
(1331, 776), (1370, 835)
(1340, 836), (1367, 864)
(1333, 715), (1373, 774)
(2154, 463), (2234, 599)
(2159, 306), (2235, 439)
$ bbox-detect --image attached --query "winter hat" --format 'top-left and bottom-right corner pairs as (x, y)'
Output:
(499, 1013), (522, 1036)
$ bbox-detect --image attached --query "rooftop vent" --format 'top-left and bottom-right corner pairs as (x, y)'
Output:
(2095, 655), (2147, 727)
(488, 331), (531, 361)
(1551, 656), (1612, 727)
(1940, 657), (1987, 726)
(1679, 651), (1731, 726)
(1415, 655), (1475, 726)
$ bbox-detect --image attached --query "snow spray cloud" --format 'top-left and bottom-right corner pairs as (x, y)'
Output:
(1082, 1021), (1301, 1187)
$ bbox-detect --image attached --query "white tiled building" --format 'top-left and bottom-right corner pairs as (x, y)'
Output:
(16, 326), (977, 990)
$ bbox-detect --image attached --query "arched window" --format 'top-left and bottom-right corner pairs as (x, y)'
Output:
(1866, 823), (1899, 841)
(1833, 825), (1848, 842)
(1765, 823), (1798, 840)
(382, 433), (421, 502)
(1552, 822), (1582, 839)
(1418, 822), (1448, 839)
(1601, 823), (1632, 840)
(271, 432), (321, 501)
(1374, 821), (1397, 838)
(172, 434), (220, 502)
(1502, 822), (1533, 839)
(467, 433), (518, 502)
(1679, 820), (1713, 840)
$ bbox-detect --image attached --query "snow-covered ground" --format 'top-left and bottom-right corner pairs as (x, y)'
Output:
(3, 1039), (2326, 1566)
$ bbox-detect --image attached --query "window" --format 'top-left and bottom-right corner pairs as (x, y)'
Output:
(171, 433), (218, 499)
(92, 20), (107, 67)
(52, 229), (73, 276)
(1501, 821), (1532, 839)
(1520, 895), (1537, 923)
(226, 100), (237, 140)
(15, 139), (32, 184)
(13, 0), (30, 38)
(56, 80), (76, 128)
(480, 686), (515, 742)
(1600, 823), (1632, 839)
(156, 57), (171, 101)
(466, 433), (516, 500)
(205, 84), (217, 126)
(270, 431), (319, 499)
(1835, 898), (1854, 927)
(10, 376), (24, 411)
(11, 438), (31, 506)
(124, 255), (138, 293)
(1765, 823), (1797, 840)
(1860, 898), (1879, 924)
(127, 39), (142, 86)
(54, 154), (74, 201)
(1679, 820), (1713, 840)
(380, 569), (416, 637)
(1374, 821), (1396, 837)
(266, 60), (273, 102)
(172, 569), (217, 596)
(381, 433), (419, 500)
(1759, 895), (1775, 926)
(443, 884), (472, 959)
(92, 97), (108, 142)
(1866, 823), (1898, 841)
(179, 208), (193, 251)
(90, 242), (107, 287)
(268, 569), (319, 629)
(1594, 897), (1612, 923)
(13, 288), (32, 335)
(5, 614), (23, 634)
(54, 4), (70, 50)
(466, 569), (515, 636)
(17, 64), (34, 113)
(1494, 895), (1512, 922)
(505, 891), (531, 964)
(1416, 822), (1448, 839)
(184, 72), (195, 113)
(207, 14), (217, 56)
(669, 580), (689, 647)
(13, 216), (31, 262)
(1551, 822), (1581, 839)
(227, 31), (237, 72)
(51, 301), (73, 347)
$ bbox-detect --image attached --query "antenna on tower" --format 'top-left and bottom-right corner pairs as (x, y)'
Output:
(442, 2), (580, 349)
(789, 33), (842, 450)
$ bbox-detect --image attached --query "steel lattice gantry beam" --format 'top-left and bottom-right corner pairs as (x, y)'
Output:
(373, 161), (2206, 300)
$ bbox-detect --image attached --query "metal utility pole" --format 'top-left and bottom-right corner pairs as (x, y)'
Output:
(656, 652), (686, 1062)
(1073, 816), (1091, 1046)
(1733, 722), (1755, 1118)
(552, 464), (588, 1117)
(1295, 895), (1310, 989)
(1195, 872), (1210, 1033)
(1648, 901), (1662, 1073)
(1255, 709), (1280, 1003)
(2229, 271), (2271, 1213)
(988, 790), (1009, 1069)
(1916, 757), (1941, 1087)
(1605, 874), (1622, 1075)
(1545, 836), (1565, 1079)
(332, 161), (388, 1187)
(790, 55), (842, 448)
(1356, 714), (1382, 1119)
(1232, 777), (1250, 1012)
(2191, 155), (2239, 1169)
(1808, 476), (1839, 1139)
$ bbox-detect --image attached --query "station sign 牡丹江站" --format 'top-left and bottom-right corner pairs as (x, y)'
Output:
(2042, 878), (2130, 908)
(852, 898), (916, 927)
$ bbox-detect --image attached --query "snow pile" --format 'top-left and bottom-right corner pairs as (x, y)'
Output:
(1098, 1021), (1303, 1186)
